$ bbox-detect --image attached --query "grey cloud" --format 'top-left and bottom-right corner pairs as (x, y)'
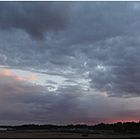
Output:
(0, 2), (68, 39)
(89, 36), (140, 97)
(2, 2), (140, 125)
(116, 109), (140, 118)
(0, 70), (86, 124)
(53, 2), (140, 46)
(1, 2), (140, 99)
(0, 2), (139, 42)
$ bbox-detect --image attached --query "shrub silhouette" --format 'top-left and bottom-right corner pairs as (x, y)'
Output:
(1, 121), (140, 133)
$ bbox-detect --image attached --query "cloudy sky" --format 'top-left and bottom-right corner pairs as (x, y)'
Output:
(0, 2), (140, 125)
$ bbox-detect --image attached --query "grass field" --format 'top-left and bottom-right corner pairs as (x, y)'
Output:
(1, 130), (140, 138)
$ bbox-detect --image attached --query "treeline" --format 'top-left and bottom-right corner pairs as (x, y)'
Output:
(94, 122), (140, 132)
(1, 121), (140, 133)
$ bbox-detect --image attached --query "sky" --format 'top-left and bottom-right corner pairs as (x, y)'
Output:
(0, 1), (140, 125)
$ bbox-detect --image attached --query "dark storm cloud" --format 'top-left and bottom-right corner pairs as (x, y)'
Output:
(0, 2), (139, 41)
(51, 2), (140, 46)
(0, 2), (68, 39)
(89, 36), (140, 97)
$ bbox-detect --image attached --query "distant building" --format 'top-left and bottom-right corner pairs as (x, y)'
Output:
(7, 127), (14, 131)
(0, 127), (7, 131)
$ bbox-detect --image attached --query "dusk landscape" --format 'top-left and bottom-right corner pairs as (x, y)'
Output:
(0, 1), (140, 138)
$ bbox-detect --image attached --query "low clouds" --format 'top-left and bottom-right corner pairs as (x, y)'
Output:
(0, 67), (140, 125)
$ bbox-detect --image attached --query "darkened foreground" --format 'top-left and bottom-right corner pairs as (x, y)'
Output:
(0, 121), (140, 138)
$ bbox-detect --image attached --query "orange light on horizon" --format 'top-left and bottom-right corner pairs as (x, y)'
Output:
(109, 117), (140, 124)
(27, 74), (38, 81)
(0, 69), (13, 77)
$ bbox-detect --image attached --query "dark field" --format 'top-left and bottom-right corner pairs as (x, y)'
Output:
(1, 122), (140, 138)
(1, 130), (140, 138)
